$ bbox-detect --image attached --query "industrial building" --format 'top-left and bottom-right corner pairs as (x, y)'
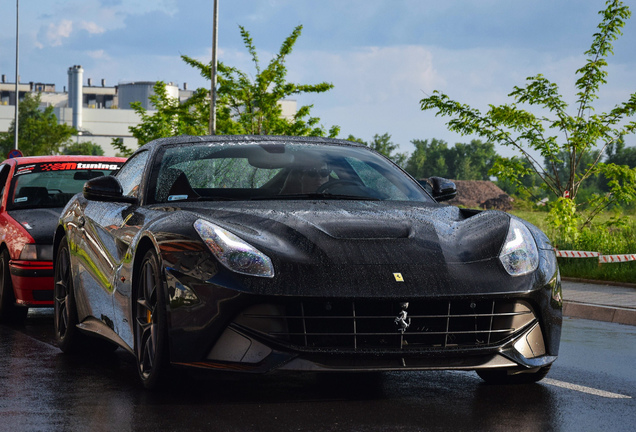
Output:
(0, 66), (297, 157)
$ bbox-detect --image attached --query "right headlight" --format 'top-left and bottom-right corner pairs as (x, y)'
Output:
(499, 219), (539, 276)
(194, 219), (274, 278)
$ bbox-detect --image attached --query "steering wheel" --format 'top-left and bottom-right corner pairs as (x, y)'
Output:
(316, 179), (365, 194)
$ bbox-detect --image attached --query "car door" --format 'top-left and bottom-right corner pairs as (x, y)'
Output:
(75, 151), (150, 331)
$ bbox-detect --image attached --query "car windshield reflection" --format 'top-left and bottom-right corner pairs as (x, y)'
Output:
(151, 142), (432, 203)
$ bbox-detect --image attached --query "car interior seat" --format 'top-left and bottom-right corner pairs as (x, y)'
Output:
(279, 168), (303, 194)
(165, 170), (198, 201)
(17, 186), (50, 206)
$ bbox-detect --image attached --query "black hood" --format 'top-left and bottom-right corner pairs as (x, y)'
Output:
(7, 207), (63, 244)
(195, 201), (510, 264)
(162, 201), (522, 297)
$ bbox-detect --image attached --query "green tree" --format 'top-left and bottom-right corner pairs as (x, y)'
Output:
(124, 25), (339, 153)
(420, 0), (636, 229)
(605, 137), (636, 168)
(0, 93), (76, 156)
(405, 138), (449, 178)
(447, 139), (497, 180)
(493, 156), (546, 201)
(404, 138), (497, 180)
(127, 83), (211, 147)
(62, 141), (104, 156)
(346, 133), (407, 166)
(183, 25), (339, 137)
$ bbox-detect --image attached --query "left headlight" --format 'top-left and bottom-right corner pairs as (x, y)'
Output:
(499, 219), (539, 276)
(194, 219), (274, 278)
(19, 244), (53, 261)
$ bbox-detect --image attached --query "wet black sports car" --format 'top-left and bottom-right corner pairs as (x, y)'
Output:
(53, 135), (562, 389)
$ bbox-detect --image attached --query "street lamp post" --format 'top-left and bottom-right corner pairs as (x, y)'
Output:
(209, 0), (219, 135)
(14, 0), (20, 151)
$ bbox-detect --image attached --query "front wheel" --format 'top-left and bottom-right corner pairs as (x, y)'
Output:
(54, 236), (87, 353)
(134, 249), (170, 390)
(476, 365), (552, 385)
(0, 248), (28, 324)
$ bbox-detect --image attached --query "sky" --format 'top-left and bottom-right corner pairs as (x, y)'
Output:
(1, 0), (635, 157)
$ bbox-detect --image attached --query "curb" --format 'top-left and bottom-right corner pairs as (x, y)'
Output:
(562, 277), (636, 289)
(563, 301), (636, 326)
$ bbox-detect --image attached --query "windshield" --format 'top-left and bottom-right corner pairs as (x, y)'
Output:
(9, 161), (123, 210)
(149, 142), (432, 203)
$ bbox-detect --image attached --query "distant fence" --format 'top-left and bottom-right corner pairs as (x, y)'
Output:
(556, 250), (636, 264)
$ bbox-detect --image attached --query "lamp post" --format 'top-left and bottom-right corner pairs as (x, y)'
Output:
(209, 0), (219, 135)
(14, 0), (20, 151)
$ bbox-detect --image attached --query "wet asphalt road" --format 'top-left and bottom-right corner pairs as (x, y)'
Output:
(1, 310), (635, 432)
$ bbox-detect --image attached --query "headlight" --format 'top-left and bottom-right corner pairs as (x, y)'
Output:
(499, 219), (539, 276)
(19, 244), (54, 261)
(194, 219), (274, 278)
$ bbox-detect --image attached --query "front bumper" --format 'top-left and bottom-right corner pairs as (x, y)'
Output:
(165, 270), (562, 374)
(9, 260), (54, 306)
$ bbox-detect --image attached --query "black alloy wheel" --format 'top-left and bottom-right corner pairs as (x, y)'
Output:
(135, 249), (170, 389)
(54, 236), (85, 352)
(0, 248), (28, 324)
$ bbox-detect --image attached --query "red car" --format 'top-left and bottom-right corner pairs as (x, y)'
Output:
(0, 155), (126, 323)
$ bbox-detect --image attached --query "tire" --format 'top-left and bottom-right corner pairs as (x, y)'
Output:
(134, 249), (170, 390)
(0, 248), (28, 324)
(54, 236), (87, 353)
(476, 365), (552, 385)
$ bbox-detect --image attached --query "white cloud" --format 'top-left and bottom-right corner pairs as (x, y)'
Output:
(45, 20), (73, 47)
(273, 42), (636, 155)
(288, 46), (441, 104)
(86, 50), (109, 60)
(78, 21), (105, 35)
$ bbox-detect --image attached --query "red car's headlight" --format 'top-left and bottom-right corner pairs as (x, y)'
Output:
(19, 244), (54, 261)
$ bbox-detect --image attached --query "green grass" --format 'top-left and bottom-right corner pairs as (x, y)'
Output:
(510, 210), (636, 284)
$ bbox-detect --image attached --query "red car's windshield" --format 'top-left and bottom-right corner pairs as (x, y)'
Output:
(9, 161), (123, 210)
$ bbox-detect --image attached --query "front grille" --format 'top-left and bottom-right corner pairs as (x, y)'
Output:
(237, 299), (536, 351)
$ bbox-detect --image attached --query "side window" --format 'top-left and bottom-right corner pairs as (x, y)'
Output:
(116, 151), (149, 198)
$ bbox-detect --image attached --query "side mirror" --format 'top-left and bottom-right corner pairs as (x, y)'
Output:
(83, 175), (137, 204)
(428, 177), (457, 202)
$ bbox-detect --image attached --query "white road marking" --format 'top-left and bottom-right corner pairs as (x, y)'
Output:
(543, 378), (632, 399)
(448, 371), (632, 399)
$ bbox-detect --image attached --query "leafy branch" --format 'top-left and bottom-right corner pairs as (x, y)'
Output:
(420, 0), (636, 230)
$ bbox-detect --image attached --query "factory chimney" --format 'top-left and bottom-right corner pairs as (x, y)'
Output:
(67, 65), (83, 129)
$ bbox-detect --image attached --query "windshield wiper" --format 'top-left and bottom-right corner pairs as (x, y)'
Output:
(167, 195), (239, 202)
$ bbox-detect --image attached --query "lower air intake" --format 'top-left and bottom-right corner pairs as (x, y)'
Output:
(237, 299), (536, 352)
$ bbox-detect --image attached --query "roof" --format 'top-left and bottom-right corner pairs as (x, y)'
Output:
(137, 135), (365, 154)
